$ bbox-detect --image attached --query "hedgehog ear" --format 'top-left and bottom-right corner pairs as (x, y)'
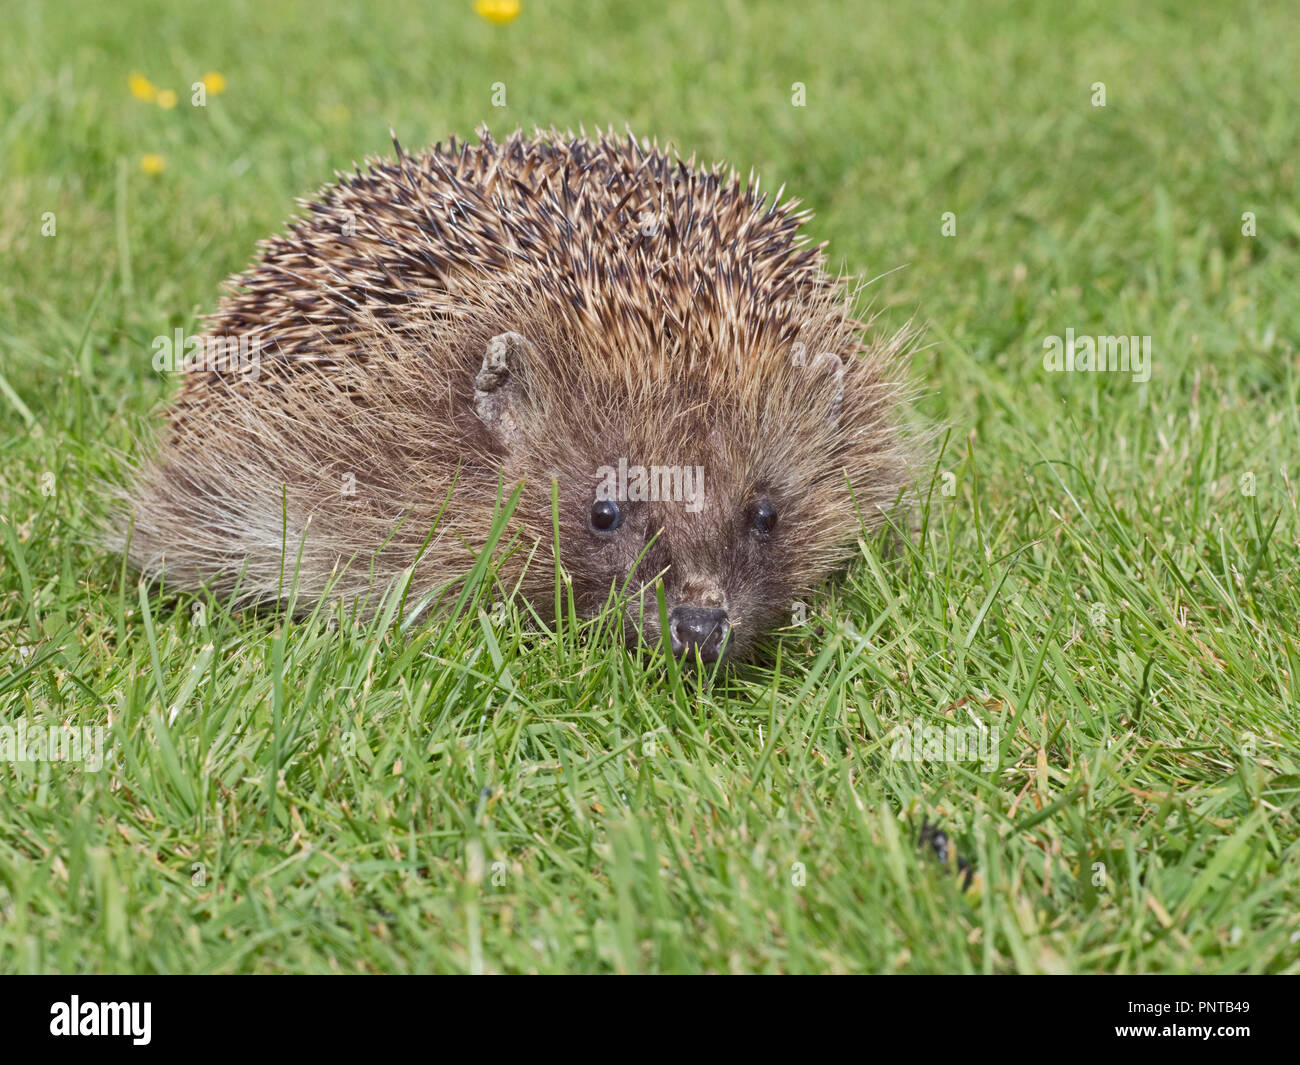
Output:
(812, 352), (845, 423)
(474, 331), (532, 451)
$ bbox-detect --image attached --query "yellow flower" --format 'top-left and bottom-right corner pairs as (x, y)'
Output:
(474, 0), (521, 25)
(156, 89), (178, 110)
(202, 72), (226, 94)
(140, 153), (166, 175)
(128, 71), (157, 102)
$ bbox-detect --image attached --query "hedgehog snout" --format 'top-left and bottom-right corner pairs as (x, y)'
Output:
(668, 606), (730, 663)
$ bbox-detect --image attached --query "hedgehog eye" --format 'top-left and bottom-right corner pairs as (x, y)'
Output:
(750, 501), (778, 536)
(589, 499), (623, 533)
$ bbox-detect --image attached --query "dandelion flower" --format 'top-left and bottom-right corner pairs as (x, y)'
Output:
(202, 72), (226, 94)
(156, 89), (178, 109)
(140, 153), (166, 175)
(128, 72), (157, 102)
(474, 0), (521, 25)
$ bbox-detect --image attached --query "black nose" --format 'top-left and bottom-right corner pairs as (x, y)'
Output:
(668, 606), (730, 662)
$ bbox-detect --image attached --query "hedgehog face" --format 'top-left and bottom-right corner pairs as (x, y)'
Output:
(566, 471), (799, 665)
(577, 475), (795, 665)
(526, 385), (859, 663)
(624, 490), (798, 666)
(473, 328), (876, 665)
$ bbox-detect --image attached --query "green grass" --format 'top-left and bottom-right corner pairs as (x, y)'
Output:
(2, 0), (1299, 973)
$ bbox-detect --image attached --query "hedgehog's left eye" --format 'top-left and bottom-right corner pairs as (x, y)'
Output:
(749, 501), (778, 536)
(590, 498), (624, 533)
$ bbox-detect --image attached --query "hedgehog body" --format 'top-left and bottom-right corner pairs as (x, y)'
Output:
(120, 129), (916, 662)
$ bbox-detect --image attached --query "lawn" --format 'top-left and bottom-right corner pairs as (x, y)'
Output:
(1, 0), (1298, 973)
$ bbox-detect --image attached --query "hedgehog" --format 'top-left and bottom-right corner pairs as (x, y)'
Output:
(116, 128), (919, 664)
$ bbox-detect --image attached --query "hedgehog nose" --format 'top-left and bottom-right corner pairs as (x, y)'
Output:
(668, 606), (730, 662)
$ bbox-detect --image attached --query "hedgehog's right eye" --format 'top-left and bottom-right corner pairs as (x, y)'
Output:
(589, 499), (623, 533)
(749, 500), (778, 536)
